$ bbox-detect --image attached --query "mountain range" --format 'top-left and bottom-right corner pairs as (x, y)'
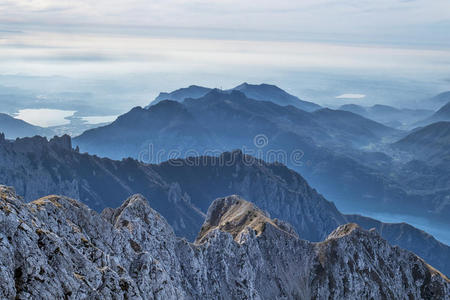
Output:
(1, 134), (450, 277)
(147, 83), (322, 112)
(1, 186), (448, 298)
(1, 82), (449, 298)
(73, 88), (450, 228)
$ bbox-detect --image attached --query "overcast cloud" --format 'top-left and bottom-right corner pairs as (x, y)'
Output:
(1, 0), (449, 44)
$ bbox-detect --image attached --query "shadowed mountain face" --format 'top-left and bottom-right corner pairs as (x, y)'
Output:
(147, 83), (321, 112)
(311, 108), (397, 141)
(429, 91), (450, 109)
(1, 135), (450, 276)
(339, 104), (433, 129)
(392, 121), (450, 165)
(73, 101), (214, 161)
(417, 102), (450, 126)
(433, 102), (450, 120)
(0, 113), (54, 139)
(1, 189), (448, 299)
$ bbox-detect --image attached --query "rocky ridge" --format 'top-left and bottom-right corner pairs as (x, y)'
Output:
(1, 188), (448, 299)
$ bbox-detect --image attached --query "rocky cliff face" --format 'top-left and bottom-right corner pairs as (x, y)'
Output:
(346, 214), (450, 280)
(1, 188), (448, 299)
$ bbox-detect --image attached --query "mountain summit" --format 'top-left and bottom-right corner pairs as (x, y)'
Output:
(146, 82), (321, 112)
(231, 82), (321, 111)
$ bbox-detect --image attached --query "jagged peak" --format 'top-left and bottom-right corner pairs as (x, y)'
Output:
(49, 134), (72, 150)
(102, 194), (174, 238)
(0, 186), (449, 298)
(0, 185), (19, 201)
(195, 195), (297, 244)
(2, 134), (73, 153)
(103, 194), (150, 227)
(326, 223), (363, 240)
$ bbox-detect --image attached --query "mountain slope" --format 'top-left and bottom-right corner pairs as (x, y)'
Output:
(1, 189), (448, 299)
(433, 102), (450, 120)
(419, 102), (450, 126)
(2, 135), (450, 276)
(312, 108), (400, 144)
(430, 91), (450, 108)
(338, 104), (433, 129)
(0, 113), (53, 139)
(392, 121), (450, 164)
(75, 101), (215, 160)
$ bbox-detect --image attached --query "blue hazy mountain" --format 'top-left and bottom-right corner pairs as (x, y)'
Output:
(393, 121), (450, 165)
(146, 85), (211, 107)
(0, 113), (54, 139)
(429, 91), (450, 109)
(2, 134), (450, 276)
(231, 82), (321, 111)
(71, 89), (450, 229)
(433, 101), (450, 120)
(147, 82), (322, 112)
(77, 89), (398, 160)
(339, 104), (433, 129)
(416, 101), (450, 126)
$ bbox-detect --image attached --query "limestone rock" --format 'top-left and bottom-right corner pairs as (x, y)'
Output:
(0, 189), (448, 299)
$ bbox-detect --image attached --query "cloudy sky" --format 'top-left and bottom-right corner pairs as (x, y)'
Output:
(2, 0), (450, 45)
(0, 0), (449, 124)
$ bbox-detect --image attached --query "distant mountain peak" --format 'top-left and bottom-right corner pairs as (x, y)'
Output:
(146, 82), (321, 111)
(230, 82), (321, 111)
(147, 85), (212, 108)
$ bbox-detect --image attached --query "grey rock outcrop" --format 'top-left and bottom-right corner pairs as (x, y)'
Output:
(1, 188), (448, 299)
